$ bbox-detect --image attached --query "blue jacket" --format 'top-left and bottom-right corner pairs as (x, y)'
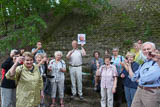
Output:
(121, 62), (139, 89)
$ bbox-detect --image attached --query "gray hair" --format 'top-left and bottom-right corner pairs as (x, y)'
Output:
(54, 51), (63, 57)
(10, 49), (18, 55)
(133, 42), (139, 47)
(112, 47), (119, 51)
(142, 42), (156, 50)
(35, 53), (44, 59)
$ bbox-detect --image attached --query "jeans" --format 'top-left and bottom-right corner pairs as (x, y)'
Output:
(124, 86), (137, 107)
(1, 88), (16, 107)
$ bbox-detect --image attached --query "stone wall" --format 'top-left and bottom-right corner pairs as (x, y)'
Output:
(44, 0), (160, 71)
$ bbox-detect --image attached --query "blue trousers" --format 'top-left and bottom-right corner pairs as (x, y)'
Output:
(124, 86), (137, 107)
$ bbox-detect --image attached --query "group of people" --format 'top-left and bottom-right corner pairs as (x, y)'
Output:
(1, 40), (86, 107)
(1, 39), (160, 107)
(90, 40), (160, 107)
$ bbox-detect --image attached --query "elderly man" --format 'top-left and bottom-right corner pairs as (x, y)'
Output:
(128, 42), (160, 107)
(66, 40), (86, 100)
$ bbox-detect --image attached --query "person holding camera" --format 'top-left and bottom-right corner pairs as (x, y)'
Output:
(48, 51), (66, 107)
(6, 52), (43, 107)
(120, 52), (139, 107)
(128, 42), (160, 107)
(32, 42), (45, 57)
(1, 50), (20, 107)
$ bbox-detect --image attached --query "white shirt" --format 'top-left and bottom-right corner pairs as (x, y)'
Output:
(67, 49), (83, 66)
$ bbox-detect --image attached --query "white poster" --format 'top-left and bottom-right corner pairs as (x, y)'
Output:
(78, 34), (86, 44)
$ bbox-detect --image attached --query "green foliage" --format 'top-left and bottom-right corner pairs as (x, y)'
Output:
(0, 0), (111, 54)
(144, 24), (152, 37)
(0, 0), (48, 53)
(122, 40), (133, 47)
(121, 12), (136, 29)
(0, 14), (47, 53)
(52, 0), (111, 17)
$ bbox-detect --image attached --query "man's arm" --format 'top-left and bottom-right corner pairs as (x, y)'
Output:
(66, 50), (74, 60)
(31, 48), (39, 55)
(139, 64), (160, 84)
(81, 46), (86, 56)
(157, 60), (160, 67)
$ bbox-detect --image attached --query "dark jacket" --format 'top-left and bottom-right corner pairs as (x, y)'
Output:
(1, 57), (16, 88)
(121, 62), (139, 89)
(91, 58), (104, 72)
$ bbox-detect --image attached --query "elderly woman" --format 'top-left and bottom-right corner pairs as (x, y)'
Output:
(48, 51), (66, 107)
(120, 52), (139, 107)
(35, 53), (48, 106)
(6, 52), (43, 107)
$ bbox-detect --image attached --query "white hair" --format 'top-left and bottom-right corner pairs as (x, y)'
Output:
(54, 51), (63, 57)
(142, 42), (156, 49)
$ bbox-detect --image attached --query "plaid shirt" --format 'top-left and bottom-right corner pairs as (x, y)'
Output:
(48, 59), (66, 82)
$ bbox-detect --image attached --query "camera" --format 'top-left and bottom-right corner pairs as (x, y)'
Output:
(148, 52), (155, 57)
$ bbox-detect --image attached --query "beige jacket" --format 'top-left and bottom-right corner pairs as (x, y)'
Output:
(6, 64), (43, 107)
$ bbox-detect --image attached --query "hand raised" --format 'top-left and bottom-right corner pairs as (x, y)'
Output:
(16, 56), (24, 64)
(81, 44), (85, 47)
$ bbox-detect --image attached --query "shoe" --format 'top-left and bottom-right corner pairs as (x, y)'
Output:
(71, 95), (76, 99)
(79, 95), (84, 100)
